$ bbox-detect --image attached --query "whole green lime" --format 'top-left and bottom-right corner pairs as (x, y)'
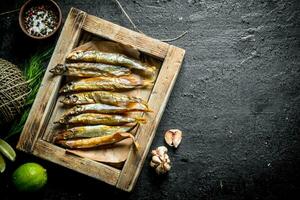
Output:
(12, 162), (47, 192)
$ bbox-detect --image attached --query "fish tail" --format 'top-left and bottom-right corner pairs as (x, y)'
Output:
(127, 102), (152, 112)
(142, 66), (156, 78)
(146, 108), (154, 112)
(143, 102), (153, 112)
(133, 140), (140, 150)
(128, 123), (138, 132)
(143, 80), (154, 88)
(149, 66), (156, 73)
(135, 117), (147, 124)
(140, 104), (153, 112)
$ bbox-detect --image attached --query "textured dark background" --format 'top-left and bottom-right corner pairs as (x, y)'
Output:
(1, 0), (300, 199)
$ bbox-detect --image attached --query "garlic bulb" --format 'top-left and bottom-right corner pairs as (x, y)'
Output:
(164, 129), (182, 148)
(150, 146), (171, 174)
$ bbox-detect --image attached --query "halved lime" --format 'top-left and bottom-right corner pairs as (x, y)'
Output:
(12, 162), (47, 192)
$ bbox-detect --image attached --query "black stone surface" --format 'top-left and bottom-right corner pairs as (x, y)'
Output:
(1, 0), (300, 199)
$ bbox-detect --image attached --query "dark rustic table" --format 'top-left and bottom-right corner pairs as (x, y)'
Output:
(1, 0), (300, 199)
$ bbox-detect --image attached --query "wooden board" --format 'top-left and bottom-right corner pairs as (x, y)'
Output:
(17, 7), (185, 192)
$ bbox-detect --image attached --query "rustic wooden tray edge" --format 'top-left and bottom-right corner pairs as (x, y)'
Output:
(17, 7), (185, 192)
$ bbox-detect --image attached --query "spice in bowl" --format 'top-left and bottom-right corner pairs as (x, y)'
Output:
(23, 5), (59, 37)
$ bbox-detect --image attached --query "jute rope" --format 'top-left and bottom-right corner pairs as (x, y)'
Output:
(0, 58), (29, 123)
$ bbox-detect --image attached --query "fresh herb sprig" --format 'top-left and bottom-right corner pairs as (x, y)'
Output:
(6, 48), (53, 139)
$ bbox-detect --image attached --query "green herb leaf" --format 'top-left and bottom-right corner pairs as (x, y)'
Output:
(6, 47), (53, 139)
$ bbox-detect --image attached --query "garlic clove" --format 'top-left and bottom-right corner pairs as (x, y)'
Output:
(163, 162), (171, 171)
(164, 129), (182, 148)
(164, 131), (174, 147)
(151, 149), (158, 156)
(155, 163), (168, 175)
(164, 154), (170, 160)
(155, 164), (163, 174)
(152, 155), (161, 164)
(150, 160), (158, 168)
(157, 146), (168, 156)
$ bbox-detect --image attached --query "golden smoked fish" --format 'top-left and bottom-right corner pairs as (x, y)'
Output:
(56, 132), (138, 149)
(66, 50), (156, 77)
(60, 91), (145, 106)
(54, 125), (133, 140)
(49, 63), (131, 77)
(61, 103), (151, 119)
(56, 113), (146, 125)
(60, 75), (153, 93)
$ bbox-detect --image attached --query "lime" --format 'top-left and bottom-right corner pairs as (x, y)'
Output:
(12, 162), (47, 192)
(0, 154), (6, 173)
(0, 139), (16, 161)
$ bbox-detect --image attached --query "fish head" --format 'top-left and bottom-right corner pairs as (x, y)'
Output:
(60, 94), (79, 105)
(66, 50), (84, 60)
(57, 114), (72, 124)
(53, 129), (74, 141)
(59, 82), (74, 93)
(69, 105), (82, 115)
(49, 64), (66, 74)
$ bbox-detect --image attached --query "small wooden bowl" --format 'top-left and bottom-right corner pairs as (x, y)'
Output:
(19, 0), (62, 39)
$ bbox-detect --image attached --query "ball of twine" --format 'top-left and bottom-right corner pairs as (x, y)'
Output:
(0, 58), (29, 123)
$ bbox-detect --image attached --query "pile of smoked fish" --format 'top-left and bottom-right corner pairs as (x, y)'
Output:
(50, 49), (155, 149)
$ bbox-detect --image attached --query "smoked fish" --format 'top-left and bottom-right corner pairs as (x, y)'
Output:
(50, 63), (131, 77)
(56, 113), (146, 125)
(66, 50), (156, 77)
(54, 125), (133, 140)
(60, 91), (145, 106)
(56, 132), (138, 149)
(60, 75), (153, 93)
(60, 102), (151, 119)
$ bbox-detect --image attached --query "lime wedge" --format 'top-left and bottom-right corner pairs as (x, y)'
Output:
(0, 139), (16, 162)
(0, 153), (6, 173)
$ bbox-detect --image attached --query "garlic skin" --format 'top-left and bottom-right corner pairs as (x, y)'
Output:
(150, 146), (171, 174)
(164, 129), (182, 148)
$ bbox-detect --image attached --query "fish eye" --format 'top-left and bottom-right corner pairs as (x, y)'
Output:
(57, 64), (64, 70)
(70, 95), (78, 103)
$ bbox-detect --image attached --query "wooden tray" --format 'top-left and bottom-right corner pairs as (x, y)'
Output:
(17, 8), (185, 192)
